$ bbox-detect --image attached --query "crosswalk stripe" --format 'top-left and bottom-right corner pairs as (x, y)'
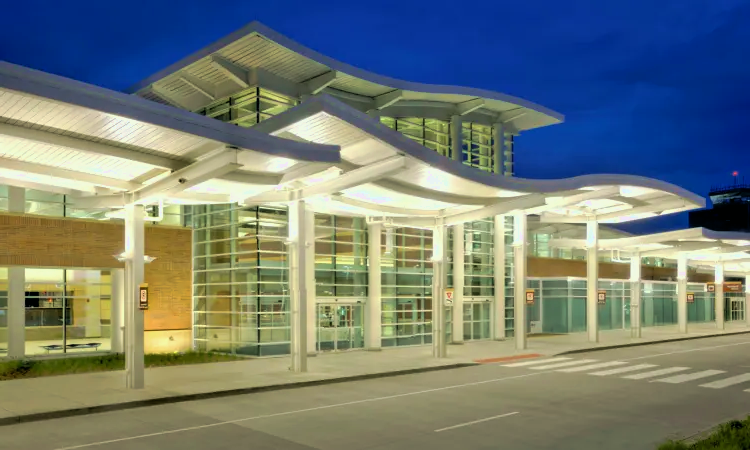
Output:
(622, 367), (690, 380)
(700, 373), (750, 389)
(588, 364), (658, 376)
(502, 357), (572, 368)
(530, 359), (598, 370)
(556, 361), (628, 373)
(654, 370), (726, 384)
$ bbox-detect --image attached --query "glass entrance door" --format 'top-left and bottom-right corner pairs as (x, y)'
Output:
(729, 296), (745, 322)
(316, 303), (364, 351)
(463, 300), (491, 341)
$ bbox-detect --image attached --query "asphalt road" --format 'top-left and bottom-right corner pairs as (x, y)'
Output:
(5, 334), (750, 450)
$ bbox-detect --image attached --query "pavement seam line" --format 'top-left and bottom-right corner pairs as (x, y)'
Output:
(554, 330), (750, 356)
(0, 363), (479, 428)
(52, 372), (544, 450)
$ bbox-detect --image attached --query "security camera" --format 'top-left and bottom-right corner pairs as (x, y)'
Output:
(178, 178), (187, 184)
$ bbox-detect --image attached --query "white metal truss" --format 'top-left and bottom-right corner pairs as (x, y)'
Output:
(243, 155), (407, 204)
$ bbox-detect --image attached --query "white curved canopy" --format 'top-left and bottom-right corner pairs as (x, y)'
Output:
(128, 21), (563, 133)
(549, 228), (750, 274)
(0, 62), (339, 202)
(0, 61), (704, 231)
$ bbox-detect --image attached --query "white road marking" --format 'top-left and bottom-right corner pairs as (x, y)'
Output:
(556, 361), (628, 373)
(589, 364), (658, 376)
(530, 359), (597, 370)
(700, 373), (750, 389)
(622, 367), (690, 380)
(434, 411), (520, 433)
(502, 357), (571, 367)
(653, 370), (726, 384)
(625, 340), (750, 361)
(53, 372), (545, 450)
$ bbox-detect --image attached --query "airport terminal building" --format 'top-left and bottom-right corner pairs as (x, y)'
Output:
(0, 22), (746, 370)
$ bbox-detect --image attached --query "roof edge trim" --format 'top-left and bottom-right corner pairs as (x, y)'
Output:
(125, 21), (564, 122)
(260, 94), (704, 206)
(0, 62), (341, 163)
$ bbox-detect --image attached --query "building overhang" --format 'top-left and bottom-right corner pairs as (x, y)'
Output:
(549, 228), (750, 274)
(126, 21), (563, 132)
(0, 62), (704, 231)
(0, 62), (340, 207)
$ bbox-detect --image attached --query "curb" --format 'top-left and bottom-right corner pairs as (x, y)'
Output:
(556, 330), (750, 356)
(0, 362), (478, 427)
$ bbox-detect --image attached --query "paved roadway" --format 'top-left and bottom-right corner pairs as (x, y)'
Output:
(5, 334), (750, 450)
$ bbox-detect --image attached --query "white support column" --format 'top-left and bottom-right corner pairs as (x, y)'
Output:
(110, 268), (125, 353)
(288, 198), (309, 372)
(124, 204), (145, 389)
(677, 255), (688, 334)
(7, 267), (24, 358)
(513, 213), (527, 350)
(451, 115), (462, 162)
(715, 264), (725, 330)
(630, 252), (642, 338)
(493, 215), (506, 340)
(451, 224), (465, 344)
(746, 275), (750, 327)
(432, 219), (448, 358)
(586, 221), (599, 343)
(305, 209), (316, 355)
(365, 222), (382, 350)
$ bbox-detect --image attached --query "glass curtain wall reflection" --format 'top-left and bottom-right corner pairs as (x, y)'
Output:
(462, 219), (494, 341)
(24, 268), (111, 356)
(191, 204), (290, 356)
(314, 214), (367, 352)
(0, 269), (7, 356)
(381, 226), (434, 347)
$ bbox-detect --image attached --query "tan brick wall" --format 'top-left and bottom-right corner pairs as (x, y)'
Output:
(529, 256), (713, 282)
(0, 213), (191, 331)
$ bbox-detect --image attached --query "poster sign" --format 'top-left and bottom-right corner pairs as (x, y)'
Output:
(725, 282), (743, 293)
(597, 290), (607, 305)
(525, 289), (535, 305)
(445, 288), (454, 305)
(687, 292), (695, 303)
(139, 283), (149, 310)
(706, 282), (741, 293)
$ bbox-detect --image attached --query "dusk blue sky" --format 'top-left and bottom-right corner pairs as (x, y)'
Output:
(1, 0), (748, 233)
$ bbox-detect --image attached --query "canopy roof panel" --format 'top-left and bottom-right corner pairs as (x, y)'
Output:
(0, 62), (339, 197)
(127, 21), (563, 132)
(549, 228), (750, 273)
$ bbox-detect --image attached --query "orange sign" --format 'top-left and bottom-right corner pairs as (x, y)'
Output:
(707, 282), (743, 293)
(597, 290), (607, 305)
(526, 289), (535, 305)
(687, 292), (695, 303)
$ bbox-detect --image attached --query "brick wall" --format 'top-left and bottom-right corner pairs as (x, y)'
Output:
(0, 213), (191, 331)
(528, 256), (714, 282)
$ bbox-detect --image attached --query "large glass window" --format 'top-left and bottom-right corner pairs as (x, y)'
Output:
(382, 117), (514, 174)
(195, 87), (297, 128)
(315, 215), (368, 298)
(24, 268), (111, 356)
(381, 226), (433, 347)
(191, 204), (290, 356)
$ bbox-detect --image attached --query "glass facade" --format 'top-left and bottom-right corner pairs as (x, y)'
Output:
(0, 186), (183, 225)
(190, 204), (291, 356)
(315, 215), (368, 298)
(524, 278), (726, 335)
(194, 87), (297, 127)
(23, 268), (112, 356)
(380, 117), (514, 175)
(381, 226), (434, 347)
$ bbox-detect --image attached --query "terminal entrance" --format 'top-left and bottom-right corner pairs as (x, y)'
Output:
(463, 299), (492, 341)
(728, 295), (745, 322)
(316, 303), (364, 351)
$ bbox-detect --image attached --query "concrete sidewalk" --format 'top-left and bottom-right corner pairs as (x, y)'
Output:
(0, 322), (748, 426)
